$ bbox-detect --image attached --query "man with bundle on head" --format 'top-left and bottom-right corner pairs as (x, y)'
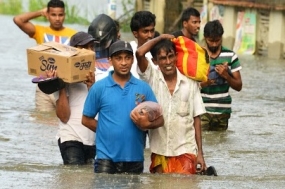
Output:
(47, 32), (97, 165)
(136, 34), (217, 176)
(33, 32), (109, 165)
(13, 0), (77, 112)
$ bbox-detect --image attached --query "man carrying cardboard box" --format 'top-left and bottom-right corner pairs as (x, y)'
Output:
(39, 32), (97, 165)
(13, 0), (77, 112)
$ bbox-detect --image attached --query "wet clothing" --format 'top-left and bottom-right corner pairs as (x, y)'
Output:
(201, 113), (231, 131)
(201, 46), (241, 114)
(83, 71), (157, 172)
(35, 86), (56, 111)
(58, 139), (95, 165)
(55, 83), (95, 145)
(95, 159), (143, 174)
(150, 153), (197, 174)
(200, 46), (241, 131)
(55, 82), (95, 164)
(138, 63), (205, 157)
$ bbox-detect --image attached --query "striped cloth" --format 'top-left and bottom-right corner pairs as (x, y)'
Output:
(172, 36), (210, 82)
(150, 153), (197, 174)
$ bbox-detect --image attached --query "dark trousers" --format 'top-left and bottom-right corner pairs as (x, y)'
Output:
(201, 113), (231, 131)
(58, 139), (96, 165)
(95, 159), (143, 174)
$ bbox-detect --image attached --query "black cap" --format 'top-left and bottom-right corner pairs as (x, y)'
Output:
(109, 40), (133, 57)
(70, 31), (98, 47)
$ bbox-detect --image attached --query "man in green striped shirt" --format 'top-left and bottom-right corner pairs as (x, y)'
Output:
(200, 20), (243, 131)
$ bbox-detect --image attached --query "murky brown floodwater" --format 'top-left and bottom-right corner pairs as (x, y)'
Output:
(1, 14), (285, 189)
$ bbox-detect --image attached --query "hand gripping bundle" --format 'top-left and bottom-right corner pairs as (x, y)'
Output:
(133, 101), (162, 121)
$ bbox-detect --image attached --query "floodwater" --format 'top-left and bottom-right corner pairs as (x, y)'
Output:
(1, 14), (285, 189)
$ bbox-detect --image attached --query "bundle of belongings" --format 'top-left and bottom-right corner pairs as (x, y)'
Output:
(172, 36), (210, 82)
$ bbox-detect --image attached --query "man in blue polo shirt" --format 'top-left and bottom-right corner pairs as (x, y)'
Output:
(81, 40), (164, 174)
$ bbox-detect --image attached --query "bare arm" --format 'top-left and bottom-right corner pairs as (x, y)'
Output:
(215, 63), (242, 91)
(224, 70), (242, 91)
(13, 8), (47, 37)
(55, 88), (70, 123)
(199, 79), (215, 88)
(84, 70), (95, 91)
(194, 116), (207, 172)
(136, 34), (175, 72)
(82, 115), (97, 132)
(200, 65), (242, 91)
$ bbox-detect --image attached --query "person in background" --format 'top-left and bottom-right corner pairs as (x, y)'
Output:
(13, 0), (77, 112)
(199, 20), (242, 131)
(113, 19), (121, 40)
(88, 14), (118, 80)
(54, 31), (96, 165)
(130, 11), (156, 49)
(129, 11), (157, 78)
(172, 7), (201, 42)
(136, 34), (208, 175)
(81, 40), (164, 174)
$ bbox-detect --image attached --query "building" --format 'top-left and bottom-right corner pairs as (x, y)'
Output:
(135, 0), (285, 58)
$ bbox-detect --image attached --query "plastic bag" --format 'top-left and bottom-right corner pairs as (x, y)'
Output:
(133, 101), (162, 121)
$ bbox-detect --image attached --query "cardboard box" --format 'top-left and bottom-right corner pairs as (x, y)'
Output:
(27, 42), (95, 83)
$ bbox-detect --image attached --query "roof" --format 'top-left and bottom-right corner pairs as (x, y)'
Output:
(209, 0), (285, 10)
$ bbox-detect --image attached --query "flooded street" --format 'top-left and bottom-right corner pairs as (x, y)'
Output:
(1, 14), (285, 188)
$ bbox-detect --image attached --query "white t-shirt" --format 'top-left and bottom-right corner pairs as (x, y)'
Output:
(55, 83), (94, 146)
(129, 40), (158, 79)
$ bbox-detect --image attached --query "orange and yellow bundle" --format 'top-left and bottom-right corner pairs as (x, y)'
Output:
(172, 36), (209, 82)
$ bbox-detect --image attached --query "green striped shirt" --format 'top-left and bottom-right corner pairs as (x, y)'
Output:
(201, 46), (241, 114)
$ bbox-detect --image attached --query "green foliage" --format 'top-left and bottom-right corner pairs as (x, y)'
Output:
(64, 3), (89, 25)
(28, 0), (89, 24)
(0, 0), (22, 15)
(29, 0), (47, 11)
(29, 0), (47, 21)
(118, 0), (135, 32)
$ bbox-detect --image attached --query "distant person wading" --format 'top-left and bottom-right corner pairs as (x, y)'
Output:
(13, 0), (77, 112)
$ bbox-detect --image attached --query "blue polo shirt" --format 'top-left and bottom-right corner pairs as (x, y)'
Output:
(83, 71), (157, 162)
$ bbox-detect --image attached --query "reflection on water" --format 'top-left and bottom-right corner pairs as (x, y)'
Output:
(1, 14), (285, 188)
